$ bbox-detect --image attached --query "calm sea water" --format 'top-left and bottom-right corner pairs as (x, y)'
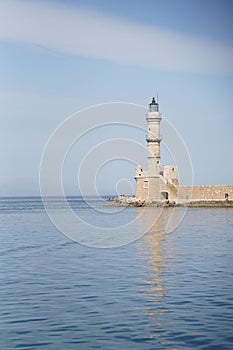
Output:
(0, 197), (233, 350)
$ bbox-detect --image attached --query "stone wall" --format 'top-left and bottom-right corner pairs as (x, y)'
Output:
(163, 165), (178, 185)
(147, 177), (165, 202)
(166, 183), (179, 201)
(135, 176), (168, 202)
(135, 176), (148, 200)
(179, 185), (233, 201)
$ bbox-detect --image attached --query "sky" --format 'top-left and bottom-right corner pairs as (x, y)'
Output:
(0, 0), (233, 196)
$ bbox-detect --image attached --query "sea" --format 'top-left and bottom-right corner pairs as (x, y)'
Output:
(0, 197), (233, 350)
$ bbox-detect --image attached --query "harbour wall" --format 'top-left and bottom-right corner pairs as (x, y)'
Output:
(179, 185), (233, 201)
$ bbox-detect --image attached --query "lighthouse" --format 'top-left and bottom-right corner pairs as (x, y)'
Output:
(147, 97), (162, 177)
(135, 97), (163, 202)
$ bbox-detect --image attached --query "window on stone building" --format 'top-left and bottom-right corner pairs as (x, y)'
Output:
(143, 181), (149, 189)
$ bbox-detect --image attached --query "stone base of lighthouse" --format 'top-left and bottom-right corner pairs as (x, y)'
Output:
(135, 165), (179, 204)
(135, 174), (168, 203)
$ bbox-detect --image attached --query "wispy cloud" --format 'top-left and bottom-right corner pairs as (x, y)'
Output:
(0, 0), (233, 75)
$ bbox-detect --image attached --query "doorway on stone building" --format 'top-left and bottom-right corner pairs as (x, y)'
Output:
(161, 191), (169, 200)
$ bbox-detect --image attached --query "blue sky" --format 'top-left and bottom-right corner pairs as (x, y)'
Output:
(0, 0), (233, 196)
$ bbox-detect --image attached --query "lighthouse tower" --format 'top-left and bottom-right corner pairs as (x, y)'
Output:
(146, 97), (162, 202)
(147, 97), (161, 177)
(134, 97), (179, 204)
(135, 97), (163, 202)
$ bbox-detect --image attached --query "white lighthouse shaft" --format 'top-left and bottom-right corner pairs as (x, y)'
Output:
(146, 97), (162, 177)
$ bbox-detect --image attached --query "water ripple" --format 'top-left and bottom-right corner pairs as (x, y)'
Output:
(0, 200), (233, 349)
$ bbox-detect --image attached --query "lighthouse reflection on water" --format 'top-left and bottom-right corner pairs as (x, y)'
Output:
(135, 208), (178, 340)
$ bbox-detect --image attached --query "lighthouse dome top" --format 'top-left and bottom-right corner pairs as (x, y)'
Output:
(150, 97), (157, 105)
(149, 97), (159, 112)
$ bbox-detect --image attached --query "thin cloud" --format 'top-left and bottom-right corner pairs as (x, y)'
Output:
(0, 0), (233, 74)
